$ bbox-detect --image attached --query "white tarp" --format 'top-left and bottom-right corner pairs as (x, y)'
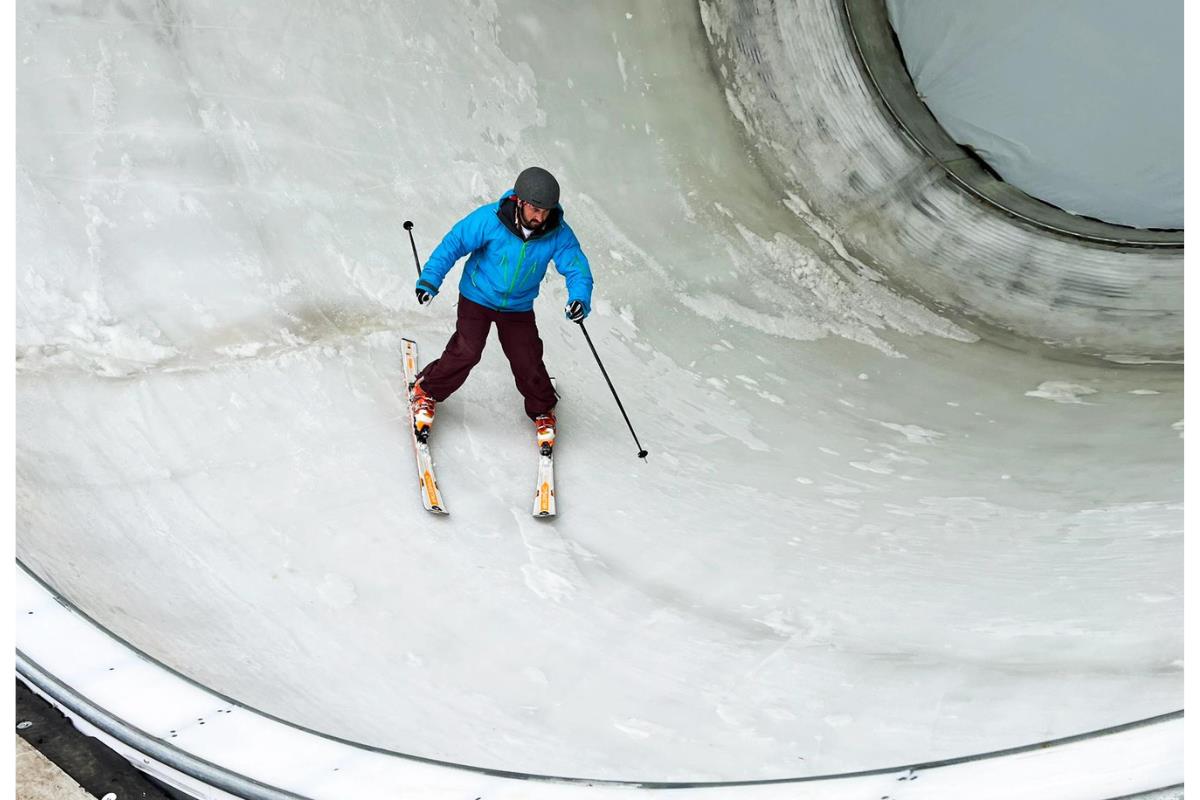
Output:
(887, 0), (1183, 230)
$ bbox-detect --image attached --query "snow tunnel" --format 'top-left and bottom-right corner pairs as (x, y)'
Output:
(15, 1), (1183, 797)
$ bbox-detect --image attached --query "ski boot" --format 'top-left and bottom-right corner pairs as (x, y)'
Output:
(534, 411), (556, 456)
(410, 380), (436, 442)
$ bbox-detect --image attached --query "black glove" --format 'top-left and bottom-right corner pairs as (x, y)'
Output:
(564, 300), (587, 323)
(415, 287), (434, 306)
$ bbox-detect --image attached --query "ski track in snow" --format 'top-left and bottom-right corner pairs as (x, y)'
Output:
(512, 509), (583, 604)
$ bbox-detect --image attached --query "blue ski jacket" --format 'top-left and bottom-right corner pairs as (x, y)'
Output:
(416, 191), (593, 316)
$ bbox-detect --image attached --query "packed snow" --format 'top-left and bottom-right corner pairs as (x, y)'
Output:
(15, 0), (1181, 785)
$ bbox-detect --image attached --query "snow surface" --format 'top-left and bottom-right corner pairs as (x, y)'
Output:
(14, 565), (1184, 798)
(15, 0), (1182, 786)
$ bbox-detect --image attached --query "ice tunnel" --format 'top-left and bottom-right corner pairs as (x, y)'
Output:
(15, 1), (1183, 797)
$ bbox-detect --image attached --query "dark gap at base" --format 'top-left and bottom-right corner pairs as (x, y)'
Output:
(16, 678), (190, 800)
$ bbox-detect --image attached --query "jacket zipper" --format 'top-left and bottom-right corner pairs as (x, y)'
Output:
(500, 240), (528, 309)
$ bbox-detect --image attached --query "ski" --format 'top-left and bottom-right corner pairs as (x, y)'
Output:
(532, 447), (556, 518)
(401, 338), (448, 515)
(532, 378), (557, 518)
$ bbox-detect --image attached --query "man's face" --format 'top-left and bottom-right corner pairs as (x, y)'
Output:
(517, 198), (551, 230)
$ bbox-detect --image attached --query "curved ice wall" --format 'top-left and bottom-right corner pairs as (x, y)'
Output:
(702, 0), (1183, 360)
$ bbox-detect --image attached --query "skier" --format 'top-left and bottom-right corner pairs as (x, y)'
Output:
(409, 166), (594, 451)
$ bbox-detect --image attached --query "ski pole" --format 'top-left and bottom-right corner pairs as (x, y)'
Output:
(402, 220), (421, 277)
(577, 320), (649, 461)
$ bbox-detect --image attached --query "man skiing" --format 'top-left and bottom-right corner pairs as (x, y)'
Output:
(409, 167), (593, 451)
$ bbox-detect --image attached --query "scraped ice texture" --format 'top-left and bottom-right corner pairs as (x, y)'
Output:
(15, 0), (1181, 785)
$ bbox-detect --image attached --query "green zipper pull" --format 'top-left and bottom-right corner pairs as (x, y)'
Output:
(501, 240), (529, 309)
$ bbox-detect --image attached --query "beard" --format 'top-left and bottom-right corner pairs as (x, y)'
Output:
(518, 204), (547, 231)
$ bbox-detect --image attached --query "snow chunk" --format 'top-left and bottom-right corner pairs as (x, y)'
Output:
(216, 342), (266, 359)
(875, 421), (944, 446)
(1025, 381), (1097, 404)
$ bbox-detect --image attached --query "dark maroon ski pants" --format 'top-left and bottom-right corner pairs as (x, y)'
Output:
(417, 296), (556, 420)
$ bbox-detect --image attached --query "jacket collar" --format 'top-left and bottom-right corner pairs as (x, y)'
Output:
(496, 190), (562, 240)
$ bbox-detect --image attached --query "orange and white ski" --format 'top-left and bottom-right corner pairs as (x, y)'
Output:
(402, 338), (448, 515)
(532, 379), (557, 518)
(532, 449), (556, 518)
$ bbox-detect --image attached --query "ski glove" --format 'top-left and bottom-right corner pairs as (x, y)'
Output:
(415, 286), (434, 305)
(564, 300), (587, 323)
